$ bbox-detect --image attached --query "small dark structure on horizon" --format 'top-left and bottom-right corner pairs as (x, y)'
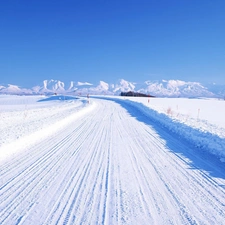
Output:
(120, 91), (155, 97)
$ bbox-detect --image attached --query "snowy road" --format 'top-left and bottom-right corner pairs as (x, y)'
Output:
(1, 97), (225, 224)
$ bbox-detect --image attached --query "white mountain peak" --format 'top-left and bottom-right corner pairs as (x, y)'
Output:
(99, 81), (109, 90)
(0, 79), (223, 98)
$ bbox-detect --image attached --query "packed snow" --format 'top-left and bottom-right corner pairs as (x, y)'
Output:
(0, 94), (225, 224)
(106, 96), (225, 162)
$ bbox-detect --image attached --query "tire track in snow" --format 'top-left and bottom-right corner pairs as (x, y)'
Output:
(0, 102), (96, 224)
(140, 129), (225, 224)
(127, 112), (225, 224)
(117, 99), (225, 223)
(43, 104), (112, 225)
(0, 98), (225, 224)
(0, 120), (89, 224)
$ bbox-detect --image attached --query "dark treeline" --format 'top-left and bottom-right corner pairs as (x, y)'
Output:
(120, 91), (155, 97)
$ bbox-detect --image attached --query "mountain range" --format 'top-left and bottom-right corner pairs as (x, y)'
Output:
(0, 79), (225, 98)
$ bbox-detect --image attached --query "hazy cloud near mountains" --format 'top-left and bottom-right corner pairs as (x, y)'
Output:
(0, 79), (225, 98)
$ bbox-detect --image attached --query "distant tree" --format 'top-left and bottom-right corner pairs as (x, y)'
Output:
(120, 91), (155, 97)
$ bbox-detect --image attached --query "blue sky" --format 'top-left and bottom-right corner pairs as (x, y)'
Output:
(1, 0), (225, 87)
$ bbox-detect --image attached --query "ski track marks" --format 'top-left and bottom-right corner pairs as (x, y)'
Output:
(0, 98), (225, 224)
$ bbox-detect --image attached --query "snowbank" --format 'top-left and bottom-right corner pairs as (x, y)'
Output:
(103, 96), (225, 162)
(0, 95), (95, 162)
(126, 99), (225, 162)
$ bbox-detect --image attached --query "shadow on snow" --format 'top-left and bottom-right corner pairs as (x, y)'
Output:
(94, 96), (225, 181)
(38, 95), (79, 102)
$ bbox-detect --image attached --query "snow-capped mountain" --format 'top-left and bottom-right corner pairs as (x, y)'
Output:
(32, 80), (78, 94)
(88, 81), (110, 95)
(113, 79), (136, 93)
(0, 79), (224, 98)
(0, 84), (33, 95)
(137, 80), (215, 98)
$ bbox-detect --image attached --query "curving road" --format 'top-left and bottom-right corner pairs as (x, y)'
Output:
(0, 98), (225, 224)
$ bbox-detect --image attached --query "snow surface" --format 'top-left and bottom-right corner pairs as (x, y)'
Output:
(0, 95), (225, 224)
(0, 95), (93, 162)
(107, 96), (225, 162)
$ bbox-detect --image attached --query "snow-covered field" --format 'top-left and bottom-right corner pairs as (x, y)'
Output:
(0, 94), (225, 224)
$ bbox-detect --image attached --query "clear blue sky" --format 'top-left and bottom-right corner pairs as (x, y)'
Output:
(1, 0), (225, 87)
